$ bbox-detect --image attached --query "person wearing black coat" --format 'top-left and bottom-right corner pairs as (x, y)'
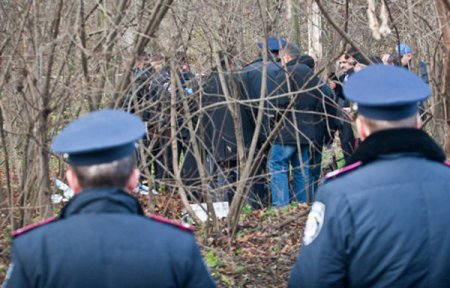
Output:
(200, 59), (254, 202)
(4, 110), (216, 288)
(333, 52), (357, 165)
(269, 43), (326, 207)
(297, 55), (338, 198)
(237, 36), (286, 208)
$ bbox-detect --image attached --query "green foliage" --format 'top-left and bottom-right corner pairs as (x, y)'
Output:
(241, 204), (252, 215)
(234, 266), (245, 274)
(205, 250), (222, 269)
(239, 204), (252, 221)
(217, 273), (233, 286)
(281, 204), (292, 213)
(265, 208), (277, 218)
(336, 150), (346, 169)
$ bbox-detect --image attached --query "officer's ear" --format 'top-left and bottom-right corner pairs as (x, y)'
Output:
(66, 168), (82, 194)
(126, 168), (140, 193)
(415, 113), (422, 129)
(356, 116), (371, 141)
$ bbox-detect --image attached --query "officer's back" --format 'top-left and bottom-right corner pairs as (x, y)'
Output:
(288, 65), (450, 287)
(5, 110), (215, 288)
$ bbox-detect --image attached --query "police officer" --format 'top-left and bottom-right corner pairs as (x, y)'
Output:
(4, 110), (216, 287)
(288, 65), (450, 287)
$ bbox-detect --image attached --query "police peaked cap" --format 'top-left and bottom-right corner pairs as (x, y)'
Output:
(343, 64), (430, 121)
(258, 36), (287, 51)
(396, 43), (412, 56)
(52, 109), (145, 166)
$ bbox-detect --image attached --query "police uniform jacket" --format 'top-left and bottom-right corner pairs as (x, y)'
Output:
(271, 58), (324, 146)
(7, 188), (215, 288)
(289, 128), (450, 287)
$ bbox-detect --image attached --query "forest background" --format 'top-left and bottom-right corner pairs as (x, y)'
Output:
(0, 0), (449, 286)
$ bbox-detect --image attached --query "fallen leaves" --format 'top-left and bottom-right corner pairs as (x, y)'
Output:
(200, 203), (309, 288)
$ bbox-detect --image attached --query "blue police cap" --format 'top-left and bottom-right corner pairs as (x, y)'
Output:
(258, 36), (287, 51)
(51, 109), (145, 166)
(343, 64), (430, 121)
(396, 43), (412, 56)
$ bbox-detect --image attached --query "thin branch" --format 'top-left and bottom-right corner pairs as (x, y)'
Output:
(314, 0), (372, 64)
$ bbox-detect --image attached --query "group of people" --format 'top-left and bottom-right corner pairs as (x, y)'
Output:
(123, 37), (430, 210)
(5, 37), (450, 287)
(123, 37), (339, 209)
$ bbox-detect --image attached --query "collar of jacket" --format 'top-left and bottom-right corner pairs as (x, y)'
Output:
(285, 57), (303, 67)
(348, 128), (446, 166)
(60, 187), (144, 218)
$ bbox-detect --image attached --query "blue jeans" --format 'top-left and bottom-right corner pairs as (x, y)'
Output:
(269, 144), (311, 207)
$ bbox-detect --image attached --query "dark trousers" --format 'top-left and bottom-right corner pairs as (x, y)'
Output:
(248, 150), (269, 209)
(309, 146), (322, 202)
(340, 121), (356, 164)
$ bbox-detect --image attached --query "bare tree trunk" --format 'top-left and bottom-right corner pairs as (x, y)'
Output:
(307, 0), (322, 59)
(435, 0), (450, 155)
(287, 0), (301, 47)
(213, 46), (247, 237)
(169, 62), (203, 225)
(37, 0), (65, 218)
(315, 0), (371, 64)
(78, 0), (95, 111)
(0, 105), (11, 210)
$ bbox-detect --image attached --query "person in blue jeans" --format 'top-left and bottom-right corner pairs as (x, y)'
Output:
(269, 144), (311, 207)
(269, 43), (327, 207)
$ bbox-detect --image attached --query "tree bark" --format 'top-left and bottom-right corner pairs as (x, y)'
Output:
(307, 0), (322, 59)
(435, 0), (450, 155)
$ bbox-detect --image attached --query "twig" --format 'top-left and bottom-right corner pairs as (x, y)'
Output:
(275, 208), (310, 229)
(314, 0), (372, 64)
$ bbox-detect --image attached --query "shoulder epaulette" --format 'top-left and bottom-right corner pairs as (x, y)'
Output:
(324, 161), (363, 181)
(147, 214), (194, 232)
(12, 216), (58, 237)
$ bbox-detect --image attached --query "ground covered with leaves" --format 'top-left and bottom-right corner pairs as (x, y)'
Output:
(0, 191), (309, 287)
(199, 204), (309, 287)
(136, 192), (309, 287)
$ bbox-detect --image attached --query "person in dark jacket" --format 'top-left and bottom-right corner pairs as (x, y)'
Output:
(332, 48), (380, 165)
(288, 65), (450, 287)
(200, 53), (254, 202)
(332, 50), (359, 164)
(4, 110), (216, 288)
(297, 54), (339, 199)
(269, 43), (325, 207)
(237, 36), (286, 208)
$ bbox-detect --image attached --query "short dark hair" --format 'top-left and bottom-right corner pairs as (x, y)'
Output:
(175, 51), (187, 62)
(298, 54), (315, 69)
(72, 154), (137, 189)
(137, 52), (150, 62)
(345, 48), (378, 66)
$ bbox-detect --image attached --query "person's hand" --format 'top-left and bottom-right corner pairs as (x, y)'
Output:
(342, 107), (354, 120)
